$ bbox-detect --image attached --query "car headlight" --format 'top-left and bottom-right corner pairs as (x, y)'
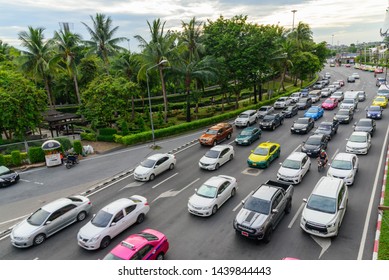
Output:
(89, 235), (101, 243)
(302, 128), (307, 131)
(347, 172), (353, 179)
(203, 205), (212, 210)
(0, 178), (4, 182)
(344, 117), (349, 120)
(327, 222), (336, 228)
(333, 117), (338, 120)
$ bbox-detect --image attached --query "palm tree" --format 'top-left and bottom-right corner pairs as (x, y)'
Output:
(53, 23), (83, 104)
(82, 13), (126, 71)
(272, 40), (295, 92)
(18, 26), (56, 108)
(135, 19), (177, 123)
(290, 22), (313, 51)
(180, 17), (205, 62)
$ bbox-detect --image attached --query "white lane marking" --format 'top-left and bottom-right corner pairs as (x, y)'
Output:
(174, 142), (199, 154)
(85, 173), (135, 198)
(152, 173), (179, 189)
(293, 144), (302, 152)
(119, 181), (145, 191)
(34, 182), (44, 185)
(19, 179), (30, 183)
(288, 202), (305, 228)
(331, 148), (339, 160)
(152, 178), (200, 203)
(358, 123), (389, 260)
(311, 236), (332, 259)
(233, 191), (254, 212)
(0, 214), (29, 226)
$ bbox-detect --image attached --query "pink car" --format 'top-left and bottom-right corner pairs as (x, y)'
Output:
(321, 97), (338, 110)
(102, 229), (169, 260)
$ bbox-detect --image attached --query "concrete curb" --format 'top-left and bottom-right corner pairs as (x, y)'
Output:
(373, 148), (389, 260)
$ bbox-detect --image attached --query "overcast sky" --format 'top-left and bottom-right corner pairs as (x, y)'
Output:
(0, 0), (388, 52)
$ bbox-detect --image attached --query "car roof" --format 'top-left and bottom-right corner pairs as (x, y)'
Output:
(308, 134), (324, 140)
(210, 144), (232, 151)
(253, 184), (279, 201)
(240, 109), (257, 114)
(351, 131), (369, 137)
(319, 121), (332, 126)
(333, 152), (355, 161)
(101, 198), (137, 214)
(204, 175), (229, 187)
(357, 118), (371, 123)
(147, 153), (169, 160)
(313, 177), (344, 198)
(41, 197), (79, 212)
(242, 126), (258, 132)
(258, 142), (278, 148)
(286, 152), (307, 161)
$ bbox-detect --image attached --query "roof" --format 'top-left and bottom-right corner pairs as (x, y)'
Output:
(148, 153), (169, 160)
(253, 185), (279, 201)
(313, 176), (344, 198)
(42, 197), (74, 212)
(204, 176), (227, 187)
(287, 152), (307, 161)
(102, 198), (134, 214)
(258, 142), (279, 148)
(333, 152), (355, 161)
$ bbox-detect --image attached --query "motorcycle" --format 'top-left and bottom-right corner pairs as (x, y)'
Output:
(65, 154), (79, 169)
(317, 158), (327, 172)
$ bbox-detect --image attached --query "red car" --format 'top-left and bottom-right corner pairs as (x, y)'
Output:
(321, 97), (338, 110)
(102, 229), (169, 260)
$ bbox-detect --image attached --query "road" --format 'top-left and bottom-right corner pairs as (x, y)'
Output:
(0, 65), (386, 260)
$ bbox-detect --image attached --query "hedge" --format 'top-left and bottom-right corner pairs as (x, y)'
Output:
(28, 147), (45, 164)
(99, 128), (117, 136)
(73, 140), (83, 155)
(97, 135), (115, 142)
(55, 137), (72, 151)
(80, 132), (97, 141)
(11, 150), (21, 166)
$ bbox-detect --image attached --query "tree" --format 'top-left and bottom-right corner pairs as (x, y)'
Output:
(291, 52), (321, 87)
(272, 40), (295, 92)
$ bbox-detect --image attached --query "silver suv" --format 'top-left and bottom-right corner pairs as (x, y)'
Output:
(234, 110), (258, 127)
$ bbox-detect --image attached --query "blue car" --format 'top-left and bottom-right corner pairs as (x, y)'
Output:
(234, 127), (261, 145)
(366, 105), (383, 120)
(304, 106), (324, 120)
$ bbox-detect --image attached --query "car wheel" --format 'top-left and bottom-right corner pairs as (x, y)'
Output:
(169, 163), (175, 170)
(308, 163), (311, 172)
(212, 205), (218, 215)
(156, 253), (164, 260)
(149, 174), (155, 181)
(264, 227), (273, 244)
(214, 163), (220, 170)
(33, 234), (46, 246)
(272, 125), (275, 131)
(77, 211), (87, 222)
(136, 213), (145, 224)
(100, 236), (111, 249)
(231, 188), (236, 197)
(229, 154), (234, 161)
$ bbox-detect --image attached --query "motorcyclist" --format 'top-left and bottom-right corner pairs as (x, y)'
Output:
(65, 151), (78, 164)
(317, 149), (328, 168)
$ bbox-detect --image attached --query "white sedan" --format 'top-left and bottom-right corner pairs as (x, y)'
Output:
(188, 175), (237, 216)
(77, 196), (150, 250)
(327, 153), (359, 186)
(277, 152), (311, 184)
(134, 153), (176, 181)
(346, 131), (371, 155)
(198, 145), (234, 170)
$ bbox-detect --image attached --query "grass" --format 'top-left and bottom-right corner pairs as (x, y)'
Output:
(378, 165), (389, 260)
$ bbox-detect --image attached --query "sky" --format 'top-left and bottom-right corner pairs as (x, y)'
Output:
(0, 0), (388, 52)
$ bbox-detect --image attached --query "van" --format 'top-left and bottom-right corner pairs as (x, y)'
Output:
(377, 84), (389, 99)
(308, 90), (321, 103)
(343, 91), (359, 108)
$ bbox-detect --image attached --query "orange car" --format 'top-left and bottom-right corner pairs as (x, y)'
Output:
(198, 123), (233, 146)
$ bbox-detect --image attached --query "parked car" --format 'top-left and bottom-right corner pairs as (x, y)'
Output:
(198, 144), (234, 170)
(304, 106), (324, 120)
(198, 122), (233, 146)
(313, 121), (339, 141)
(327, 153), (359, 186)
(234, 110), (258, 127)
(282, 104), (299, 118)
(102, 229), (169, 260)
(259, 113), (283, 131)
(296, 97), (312, 110)
(274, 97), (293, 109)
(301, 134), (328, 158)
(333, 108), (354, 124)
(372, 96), (388, 108)
(134, 153), (176, 181)
(300, 176), (348, 237)
(346, 131), (371, 155)
(290, 117), (315, 134)
(247, 142), (281, 168)
(366, 105), (383, 119)
(257, 105), (275, 119)
(277, 152), (311, 184)
(188, 175), (237, 216)
(321, 97), (338, 110)
(78, 196), (150, 250)
(331, 91), (344, 102)
(235, 127), (261, 145)
(353, 118), (376, 136)
(0, 166), (20, 187)
(10, 196), (92, 248)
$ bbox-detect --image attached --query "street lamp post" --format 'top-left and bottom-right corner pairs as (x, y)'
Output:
(146, 59), (168, 148)
(291, 9), (297, 31)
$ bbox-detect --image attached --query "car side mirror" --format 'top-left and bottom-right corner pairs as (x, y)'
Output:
(251, 150), (254, 153)
(45, 221), (52, 225)
(272, 209), (279, 214)
(303, 198), (307, 203)
(194, 188), (198, 192)
(110, 222), (116, 227)
(241, 200), (245, 205)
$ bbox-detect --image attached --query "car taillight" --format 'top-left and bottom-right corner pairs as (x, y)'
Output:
(145, 202), (149, 206)
(88, 201), (92, 205)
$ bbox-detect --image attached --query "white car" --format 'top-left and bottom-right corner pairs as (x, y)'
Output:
(352, 73), (360, 79)
(188, 175), (237, 216)
(290, 92), (301, 103)
(300, 176), (348, 237)
(327, 153), (359, 186)
(199, 145), (234, 170)
(320, 88), (332, 98)
(274, 97), (292, 109)
(134, 153), (176, 181)
(339, 98), (356, 111)
(277, 152), (311, 184)
(234, 110), (258, 127)
(346, 131), (371, 155)
(77, 196), (150, 250)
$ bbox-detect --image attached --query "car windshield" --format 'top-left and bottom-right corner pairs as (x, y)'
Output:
(337, 110), (349, 116)
(196, 184), (217, 199)
(253, 147), (269, 156)
(307, 194), (336, 214)
(258, 107), (268, 112)
(0, 166), (10, 175)
(296, 118), (309, 124)
(331, 159), (352, 170)
(282, 159), (301, 170)
(305, 137), (321, 145)
(307, 108), (318, 113)
(205, 129), (217, 135)
(299, 98), (307, 103)
(140, 158), (156, 168)
(103, 253), (123, 260)
(369, 106), (381, 111)
(324, 99), (334, 104)
(27, 208), (51, 226)
(244, 197), (270, 214)
(91, 210), (113, 227)
(238, 113), (249, 119)
(278, 98), (286, 101)
(349, 135), (367, 143)
(375, 97), (386, 102)
(357, 120), (371, 127)
(292, 93), (299, 97)
(263, 115), (274, 121)
(240, 130), (253, 136)
(205, 150), (220, 159)
(343, 99), (353, 104)
(137, 232), (159, 241)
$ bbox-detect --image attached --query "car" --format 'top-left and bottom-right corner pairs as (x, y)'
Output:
(346, 131), (371, 155)
(327, 85), (338, 92)
(77, 196), (150, 250)
(325, 72), (331, 79)
(257, 105), (275, 119)
(331, 91), (344, 102)
(247, 142), (281, 168)
(198, 122), (233, 146)
(274, 97), (293, 109)
(333, 108), (354, 124)
(259, 113), (283, 131)
(347, 76), (355, 83)
(308, 90), (321, 103)
(376, 77), (386, 87)
(357, 91), (366, 102)
(300, 176), (348, 237)
(321, 78), (329, 86)
(303, 106), (324, 120)
(300, 88), (309, 97)
(339, 98), (357, 111)
(314, 121), (339, 141)
(296, 97), (312, 110)
(102, 229), (169, 260)
(282, 104), (299, 118)
(277, 152), (311, 184)
(321, 97), (338, 110)
(235, 127), (261, 145)
(0, 166), (20, 187)
(301, 134), (328, 158)
(320, 88), (332, 98)
(327, 153), (359, 186)
(352, 73), (360, 79)
(353, 118), (376, 136)
(312, 82), (324, 90)
(332, 82), (341, 90)
(188, 175), (237, 216)
(290, 92), (301, 103)
(372, 96), (388, 108)
(134, 153), (176, 181)
(366, 105), (383, 119)
(198, 144), (234, 170)
(234, 110), (258, 127)
(377, 84), (389, 99)
(10, 195), (92, 248)
(337, 80), (345, 86)
(290, 117), (315, 134)
(375, 66), (384, 74)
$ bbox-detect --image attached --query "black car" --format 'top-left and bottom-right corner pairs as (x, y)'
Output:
(301, 134), (328, 158)
(0, 166), (20, 187)
(290, 117), (314, 134)
(296, 97), (312, 110)
(259, 113), (283, 130)
(354, 118), (376, 136)
(333, 108), (354, 124)
(282, 104), (298, 118)
(313, 121), (339, 140)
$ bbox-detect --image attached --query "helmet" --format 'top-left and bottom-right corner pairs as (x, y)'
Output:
(320, 149), (326, 155)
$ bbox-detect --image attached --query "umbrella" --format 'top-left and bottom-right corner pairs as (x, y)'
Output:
(41, 140), (61, 151)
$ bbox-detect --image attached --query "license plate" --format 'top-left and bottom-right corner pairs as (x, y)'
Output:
(252, 163), (257, 166)
(241, 231), (249, 237)
(307, 152), (311, 155)
(11, 179), (14, 182)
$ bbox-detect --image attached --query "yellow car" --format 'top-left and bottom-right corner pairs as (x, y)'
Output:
(372, 96), (388, 108)
(247, 142), (281, 168)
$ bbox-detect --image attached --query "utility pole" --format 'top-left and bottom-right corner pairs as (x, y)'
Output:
(291, 10), (297, 31)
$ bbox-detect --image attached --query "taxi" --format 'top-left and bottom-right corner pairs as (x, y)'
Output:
(372, 96), (388, 108)
(247, 142), (280, 168)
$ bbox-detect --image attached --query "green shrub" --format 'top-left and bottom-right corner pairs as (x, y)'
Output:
(0, 154), (4, 166)
(99, 128), (117, 136)
(55, 137), (72, 152)
(73, 140), (83, 155)
(120, 121), (129, 136)
(11, 150), (22, 166)
(96, 135), (115, 142)
(113, 134), (123, 144)
(4, 155), (12, 167)
(80, 132), (97, 141)
(28, 147), (45, 164)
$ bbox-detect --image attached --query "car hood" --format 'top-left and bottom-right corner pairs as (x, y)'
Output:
(292, 123), (308, 129)
(302, 144), (320, 151)
(235, 117), (248, 122)
(260, 120), (273, 125)
(297, 101), (306, 106)
(134, 165), (152, 175)
(367, 111), (381, 115)
(346, 141), (367, 148)
(327, 167), (352, 178)
(189, 194), (214, 208)
(236, 135), (251, 141)
(257, 111), (268, 116)
(78, 221), (106, 239)
(199, 156), (217, 165)
(302, 207), (336, 226)
(354, 126), (372, 132)
(248, 154), (267, 162)
(304, 112), (318, 117)
(235, 208), (268, 228)
(278, 166), (300, 177)
(12, 219), (39, 237)
(314, 129), (330, 135)
(199, 133), (216, 140)
(335, 114), (349, 119)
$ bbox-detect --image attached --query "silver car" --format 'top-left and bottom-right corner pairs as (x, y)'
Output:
(10, 195), (92, 248)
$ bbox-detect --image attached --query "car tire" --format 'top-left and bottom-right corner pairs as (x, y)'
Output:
(212, 205), (218, 215)
(100, 236), (111, 249)
(156, 253), (164, 260)
(136, 213), (145, 224)
(229, 154), (234, 161)
(212, 140), (217, 146)
(33, 234), (46, 246)
(231, 188), (236, 197)
(169, 163), (175, 170)
(149, 174), (155, 181)
(272, 125), (275, 131)
(77, 211), (87, 222)
(264, 227), (273, 244)
(215, 163), (220, 170)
